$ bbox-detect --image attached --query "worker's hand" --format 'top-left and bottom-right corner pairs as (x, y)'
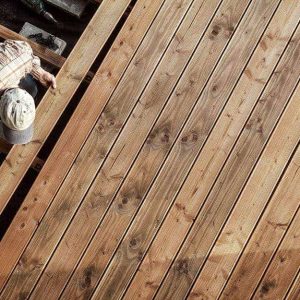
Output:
(41, 71), (57, 89)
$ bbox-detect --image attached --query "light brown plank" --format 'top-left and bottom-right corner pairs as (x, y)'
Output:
(123, 1), (300, 299)
(0, 0), (132, 290)
(85, 1), (283, 299)
(154, 13), (300, 300)
(286, 270), (300, 300)
(251, 212), (300, 299)
(0, 0), (196, 297)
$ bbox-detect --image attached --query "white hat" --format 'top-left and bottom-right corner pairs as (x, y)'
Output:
(0, 88), (35, 144)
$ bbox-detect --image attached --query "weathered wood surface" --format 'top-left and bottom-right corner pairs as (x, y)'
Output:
(91, 0), (282, 298)
(1, 0), (300, 299)
(252, 205), (300, 299)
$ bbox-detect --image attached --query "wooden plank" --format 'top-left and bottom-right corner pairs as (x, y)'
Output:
(153, 16), (300, 300)
(32, 0), (234, 298)
(0, 140), (44, 172)
(252, 208), (300, 299)
(217, 152), (300, 299)
(0, 24), (65, 68)
(122, 1), (300, 299)
(286, 270), (300, 300)
(0, 0), (195, 297)
(81, 1), (283, 299)
(0, 0), (132, 290)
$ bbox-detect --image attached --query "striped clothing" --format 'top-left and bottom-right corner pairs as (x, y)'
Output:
(0, 40), (44, 92)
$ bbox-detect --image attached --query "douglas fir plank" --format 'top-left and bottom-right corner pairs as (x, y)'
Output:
(253, 207), (300, 299)
(0, 0), (132, 214)
(30, 0), (225, 299)
(0, 0), (197, 298)
(220, 202), (300, 299)
(123, 1), (300, 299)
(154, 13), (300, 300)
(85, 0), (282, 299)
(0, 0), (138, 292)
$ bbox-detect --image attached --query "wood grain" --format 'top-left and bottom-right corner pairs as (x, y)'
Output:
(1, 0), (299, 299)
(31, 0), (223, 299)
(253, 206), (300, 300)
(0, 0), (132, 292)
(54, 0), (252, 298)
(218, 145), (300, 299)
(0, 0), (165, 291)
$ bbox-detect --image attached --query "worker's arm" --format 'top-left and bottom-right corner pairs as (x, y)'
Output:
(31, 55), (57, 89)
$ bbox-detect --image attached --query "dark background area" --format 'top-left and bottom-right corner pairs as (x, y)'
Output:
(0, 0), (98, 56)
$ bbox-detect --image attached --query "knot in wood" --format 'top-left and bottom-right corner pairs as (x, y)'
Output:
(175, 259), (189, 275)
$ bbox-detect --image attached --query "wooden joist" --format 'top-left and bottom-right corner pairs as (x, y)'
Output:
(0, 24), (94, 82)
(0, 24), (65, 68)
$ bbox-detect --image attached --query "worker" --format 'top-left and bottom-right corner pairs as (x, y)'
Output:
(0, 39), (56, 145)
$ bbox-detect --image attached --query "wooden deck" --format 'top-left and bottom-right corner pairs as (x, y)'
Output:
(0, 0), (300, 299)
